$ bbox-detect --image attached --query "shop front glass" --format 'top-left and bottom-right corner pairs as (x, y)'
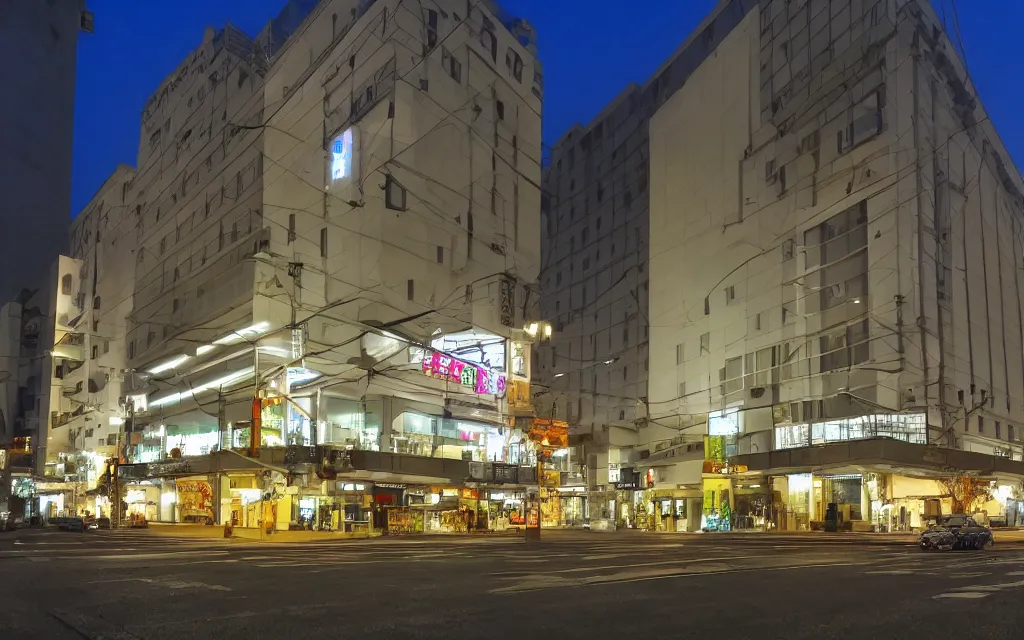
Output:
(124, 485), (158, 524)
(164, 423), (219, 458)
(285, 397), (313, 446)
(390, 412), (528, 463)
(320, 396), (380, 450)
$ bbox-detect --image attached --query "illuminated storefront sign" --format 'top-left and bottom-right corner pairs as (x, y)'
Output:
(329, 128), (354, 182)
(421, 350), (506, 396)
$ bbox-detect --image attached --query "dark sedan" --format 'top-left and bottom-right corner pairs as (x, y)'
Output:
(919, 514), (993, 551)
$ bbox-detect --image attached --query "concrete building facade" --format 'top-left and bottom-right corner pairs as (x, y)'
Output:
(645, 0), (1024, 532)
(83, 0), (551, 532)
(0, 0), (92, 305)
(537, 0), (757, 529)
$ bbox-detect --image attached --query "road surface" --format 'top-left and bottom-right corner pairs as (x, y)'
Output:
(1, 529), (1023, 639)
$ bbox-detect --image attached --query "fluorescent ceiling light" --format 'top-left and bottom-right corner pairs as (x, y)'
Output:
(196, 345), (216, 356)
(108, 416), (124, 426)
(148, 368), (253, 407)
(148, 355), (191, 374)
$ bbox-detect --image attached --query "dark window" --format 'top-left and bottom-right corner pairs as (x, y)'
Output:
(407, 279), (415, 301)
(91, 345), (98, 359)
(436, 246), (444, 263)
(385, 175), (407, 210)
(443, 48), (461, 83)
(704, 296), (710, 315)
(496, 100), (505, 120)
(979, 416), (985, 434)
(288, 213), (296, 243)
(61, 274), (72, 295)
(505, 48), (523, 82)
(93, 296), (100, 310)
(426, 9), (438, 48)
(320, 228), (328, 257)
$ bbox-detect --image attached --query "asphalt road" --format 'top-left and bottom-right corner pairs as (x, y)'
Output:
(2, 529), (1024, 639)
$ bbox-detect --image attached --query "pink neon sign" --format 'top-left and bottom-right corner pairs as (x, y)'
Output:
(421, 350), (506, 396)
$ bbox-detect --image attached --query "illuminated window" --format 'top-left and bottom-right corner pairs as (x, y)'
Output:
(329, 128), (354, 182)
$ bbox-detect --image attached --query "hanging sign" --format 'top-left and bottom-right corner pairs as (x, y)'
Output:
(421, 350), (506, 396)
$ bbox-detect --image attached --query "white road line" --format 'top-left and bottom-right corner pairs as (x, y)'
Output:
(934, 592), (989, 599)
(490, 561), (862, 593)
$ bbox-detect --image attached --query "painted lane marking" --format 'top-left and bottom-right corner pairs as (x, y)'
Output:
(934, 592), (989, 599)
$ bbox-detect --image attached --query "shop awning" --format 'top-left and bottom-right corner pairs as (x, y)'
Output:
(730, 438), (1024, 480)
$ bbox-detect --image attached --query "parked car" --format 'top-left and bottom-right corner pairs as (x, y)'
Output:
(919, 514), (993, 551)
(89, 517), (111, 530)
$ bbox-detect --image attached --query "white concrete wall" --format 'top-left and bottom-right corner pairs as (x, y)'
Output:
(647, 0), (1024, 473)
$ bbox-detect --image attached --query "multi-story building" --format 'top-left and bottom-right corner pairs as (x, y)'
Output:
(646, 0), (1024, 532)
(111, 0), (546, 532)
(0, 0), (93, 305)
(536, 0), (756, 529)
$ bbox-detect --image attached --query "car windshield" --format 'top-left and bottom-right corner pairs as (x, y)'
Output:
(938, 516), (967, 527)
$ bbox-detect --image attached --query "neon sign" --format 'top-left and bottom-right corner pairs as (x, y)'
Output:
(330, 128), (353, 181)
(421, 350), (506, 396)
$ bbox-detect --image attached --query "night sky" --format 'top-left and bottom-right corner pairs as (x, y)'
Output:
(71, 0), (1024, 216)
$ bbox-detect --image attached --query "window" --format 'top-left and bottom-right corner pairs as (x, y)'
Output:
(481, 22), (497, 61)
(407, 279), (415, 301)
(506, 48), (523, 82)
(623, 366), (628, 381)
(160, 237), (166, 255)
(720, 357), (743, 395)
(676, 344), (684, 365)
(436, 246), (444, 263)
(128, 341), (135, 360)
(782, 239), (795, 260)
(725, 285), (736, 304)
(582, 256), (590, 271)
(496, 100), (505, 120)
(385, 175), (407, 210)
(332, 13), (338, 38)
(103, 340), (109, 354)
(91, 345), (98, 360)
(700, 332), (710, 355)
(61, 274), (72, 295)
(231, 222), (238, 243)
(995, 421), (1002, 439)
(93, 296), (101, 310)
(978, 416), (985, 434)
(1010, 424), (1016, 442)
(426, 9), (438, 48)
(704, 296), (710, 315)
(173, 267), (180, 282)
(320, 228), (328, 257)
(288, 214), (296, 243)
(442, 48), (461, 83)
(838, 91), (884, 154)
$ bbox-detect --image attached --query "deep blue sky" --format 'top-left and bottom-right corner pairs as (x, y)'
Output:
(71, 0), (1024, 216)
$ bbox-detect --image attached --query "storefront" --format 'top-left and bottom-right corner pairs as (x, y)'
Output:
(123, 483), (159, 524)
(553, 486), (587, 528)
(483, 489), (526, 530)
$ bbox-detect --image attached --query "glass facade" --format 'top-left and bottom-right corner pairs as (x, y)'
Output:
(390, 412), (529, 463)
(320, 396), (380, 450)
(774, 413), (927, 450)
